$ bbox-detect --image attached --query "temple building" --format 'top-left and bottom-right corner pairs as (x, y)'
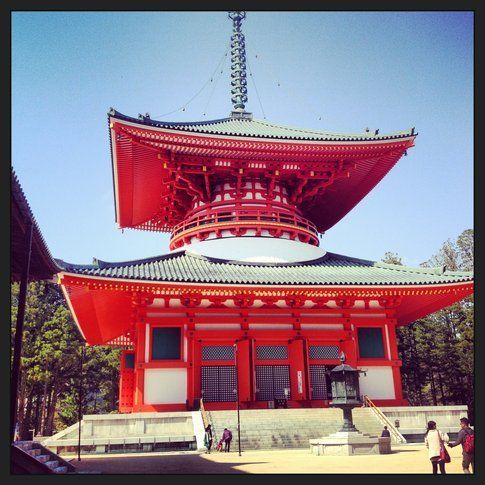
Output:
(56, 12), (473, 413)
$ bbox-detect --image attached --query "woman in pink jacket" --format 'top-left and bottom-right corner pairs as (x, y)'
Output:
(424, 420), (450, 474)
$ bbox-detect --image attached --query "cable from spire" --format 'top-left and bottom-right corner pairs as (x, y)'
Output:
(247, 57), (266, 119)
(202, 48), (229, 117)
(153, 45), (230, 119)
(228, 11), (250, 117)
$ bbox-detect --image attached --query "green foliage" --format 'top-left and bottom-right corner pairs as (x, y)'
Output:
(384, 229), (474, 421)
(11, 282), (121, 438)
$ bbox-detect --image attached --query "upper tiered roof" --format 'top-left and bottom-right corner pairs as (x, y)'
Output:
(111, 110), (415, 142)
(108, 12), (417, 239)
(109, 110), (416, 235)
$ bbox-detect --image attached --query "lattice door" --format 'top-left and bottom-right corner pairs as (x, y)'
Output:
(255, 365), (291, 401)
(201, 366), (236, 402)
(309, 365), (334, 400)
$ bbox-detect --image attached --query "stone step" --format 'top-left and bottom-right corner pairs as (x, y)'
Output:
(208, 408), (388, 449)
(211, 414), (342, 417)
(216, 421), (338, 424)
(15, 440), (73, 472)
(212, 422), (382, 426)
(212, 411), (362, 421)
(15, 440), (33, 446)
(18, 443), (34, 452)
(231, 423), (340, 426)
(212, 419), (344, 429)
(240, 440), (316, 448)
(37, 454), (51, 463)
(238, 429), (381, 433)
(212, 414), (380, 417)
(225, 422), (333, 425)
(45, 460), (59, 470)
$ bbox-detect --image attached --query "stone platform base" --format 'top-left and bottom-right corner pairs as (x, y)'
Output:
(42, 412), (203, 455)
(310, 432), (391, 456)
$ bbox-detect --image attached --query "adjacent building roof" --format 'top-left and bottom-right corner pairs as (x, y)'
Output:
(111, 110), (416, 142)
(56, 250), (472, 286)
(11, 170), (61, 281)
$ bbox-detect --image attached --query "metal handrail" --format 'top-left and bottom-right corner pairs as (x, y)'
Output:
(200, 397), (209, 429)
(363, 395), (407, 443)
(200, 398), (219, 450)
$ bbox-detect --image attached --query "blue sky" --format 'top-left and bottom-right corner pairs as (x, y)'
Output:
(12, 11), (473, 267)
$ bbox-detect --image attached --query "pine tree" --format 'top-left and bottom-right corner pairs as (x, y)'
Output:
(11, 282), (122, 438)
(382, 229), (474, 420)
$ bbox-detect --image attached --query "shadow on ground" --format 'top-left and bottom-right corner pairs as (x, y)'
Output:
(70, 452), (265, 474)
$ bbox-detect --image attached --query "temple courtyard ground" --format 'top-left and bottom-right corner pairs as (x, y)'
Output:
(69, 444), (471, 474)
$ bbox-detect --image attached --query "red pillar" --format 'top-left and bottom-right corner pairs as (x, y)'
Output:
(289, 338), (307, 403)
(387, 320), (406, 404)
(236, 339), (251, 403)
(186, 332), (195, 409)
(119, 351), (134, 412)
(342, 320), (358, 367)
(193, 339), (202, 407)
(133, 321), (146, 411)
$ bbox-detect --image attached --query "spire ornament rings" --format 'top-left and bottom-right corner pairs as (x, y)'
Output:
(228, 11), (248, 112)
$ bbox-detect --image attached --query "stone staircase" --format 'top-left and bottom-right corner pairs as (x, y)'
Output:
(207, 408), (388, 450)
(12, 441), (75, 474)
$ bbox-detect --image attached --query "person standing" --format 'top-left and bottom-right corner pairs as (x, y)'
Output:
(424, 420), (449, 474)
(448, 417), (474, 474)
(381, 426), (391, 438)
(222, 428), (233, 452)
(204, 424), (213, 454)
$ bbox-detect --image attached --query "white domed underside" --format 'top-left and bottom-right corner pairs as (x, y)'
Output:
(179, 237), (325, 263)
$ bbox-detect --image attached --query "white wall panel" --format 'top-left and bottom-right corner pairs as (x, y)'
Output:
(144, 368), (187, 404)
(358, 366), (395, 399)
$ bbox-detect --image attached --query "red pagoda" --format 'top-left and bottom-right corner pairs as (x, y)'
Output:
(57, 12), (473, 413)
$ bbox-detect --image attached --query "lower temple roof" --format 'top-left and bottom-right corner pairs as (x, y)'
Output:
(56, 250), (472, 286)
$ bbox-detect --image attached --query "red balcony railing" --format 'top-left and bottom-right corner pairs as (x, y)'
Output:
(169, 207), (319, 249)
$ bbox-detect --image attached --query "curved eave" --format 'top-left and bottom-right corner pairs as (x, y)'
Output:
(58, 271), (472, 345)
(58, 271), (474, 290)
(108, 112), (416, 232)
(55, 250), (473, 287)
(109, 109), (416, 143)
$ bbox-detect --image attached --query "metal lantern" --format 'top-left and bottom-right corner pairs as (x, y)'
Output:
(327, 353), (366, 432)
(328, 364), (362, 406)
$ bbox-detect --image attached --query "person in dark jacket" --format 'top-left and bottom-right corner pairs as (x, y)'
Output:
(204, 424), (213, 454)
(381, 426), (391, 438)
(448, 417), (474, 474)
(222, 428), (233, 452)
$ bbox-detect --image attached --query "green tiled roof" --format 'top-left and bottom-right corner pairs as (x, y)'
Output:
(56, 251), (472, 286)
(110, 110), (416, 142)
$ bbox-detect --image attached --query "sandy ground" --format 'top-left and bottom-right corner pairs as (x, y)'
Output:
(68, 444), (471, 474)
